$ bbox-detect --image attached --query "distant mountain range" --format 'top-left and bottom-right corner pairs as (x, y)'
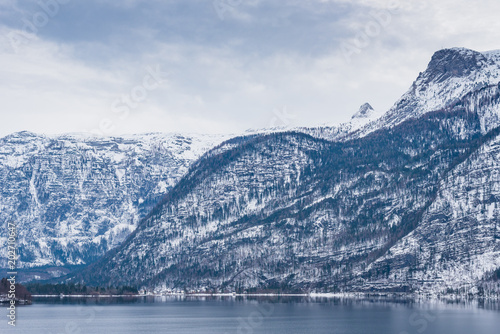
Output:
(3, 48), (500, 295)
(0, 132), (230, 279)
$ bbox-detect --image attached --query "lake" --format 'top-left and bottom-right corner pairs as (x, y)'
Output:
(2, 296), (499, 333)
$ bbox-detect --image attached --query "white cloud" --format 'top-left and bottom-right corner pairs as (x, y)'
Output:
(1, 0), (500, 137)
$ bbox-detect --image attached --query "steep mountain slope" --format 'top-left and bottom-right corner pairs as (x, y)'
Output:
(364, 122), (500, 293)
(0, 132), (229, 273)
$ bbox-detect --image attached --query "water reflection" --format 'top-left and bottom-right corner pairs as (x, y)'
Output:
(31, 294), (500, 311)
(3, 296), (498, 334)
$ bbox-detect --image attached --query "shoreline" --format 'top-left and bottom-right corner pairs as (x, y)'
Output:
(29, 292), (500, 300)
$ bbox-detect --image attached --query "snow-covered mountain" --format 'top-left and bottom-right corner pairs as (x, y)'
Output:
(364, 123), (500, 294)
(0, 131), (230, 276)
(71, 48), (500, 295)
(300, 48), (500, 143)
(297, 102), (384, 142)
(355, 48), (500, 138)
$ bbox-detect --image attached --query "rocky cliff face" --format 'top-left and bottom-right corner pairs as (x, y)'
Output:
(0, 132), (229, 274)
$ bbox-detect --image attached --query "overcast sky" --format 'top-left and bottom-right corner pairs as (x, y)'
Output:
(1, 0), (500, 137)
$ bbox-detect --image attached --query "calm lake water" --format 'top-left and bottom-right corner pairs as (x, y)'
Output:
(2, 296), (499, 334)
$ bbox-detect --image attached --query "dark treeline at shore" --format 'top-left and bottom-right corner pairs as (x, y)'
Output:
(25, 282), (139, 295)
(0, 278), (32, 301)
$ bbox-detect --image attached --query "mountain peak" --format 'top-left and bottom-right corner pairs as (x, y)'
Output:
(352, 103), (375, 119)
(419, 47), (487, 84)
(1, 131), (42, 142)
(12, 130), (39, 137)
